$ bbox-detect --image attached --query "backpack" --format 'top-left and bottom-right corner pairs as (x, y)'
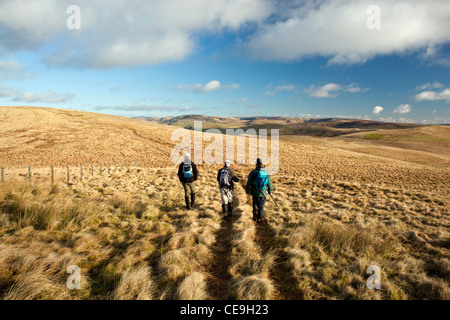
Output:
(219, 168), (231, 187)
(254, 169), (268, 190)
(183, 163), (193, 179)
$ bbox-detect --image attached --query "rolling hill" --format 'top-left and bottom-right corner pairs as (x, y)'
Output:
(0, 106), (449, 300)
(137, 114), (423, 136)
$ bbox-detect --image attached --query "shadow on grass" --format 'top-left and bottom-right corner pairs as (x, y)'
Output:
(255, 207), (305, 300)
(206, 191), (243, 299)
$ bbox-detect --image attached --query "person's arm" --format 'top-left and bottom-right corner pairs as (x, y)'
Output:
(193, 163), (198, 181)
(231, 169), (240, 182)
(178, 163), (183, 182)
(245, 171), (253, 195)
(217, 169), (221, 184)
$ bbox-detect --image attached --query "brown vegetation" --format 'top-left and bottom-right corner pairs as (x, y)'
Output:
(0, 106), (448, 300)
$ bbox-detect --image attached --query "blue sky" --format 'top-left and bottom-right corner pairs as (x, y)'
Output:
(0, 0), (449, 124)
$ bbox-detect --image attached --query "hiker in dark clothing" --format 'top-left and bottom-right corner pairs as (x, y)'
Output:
(177, 153), (198, 209)
(245, 158), (273, 223)
(217, 160), (240, 217)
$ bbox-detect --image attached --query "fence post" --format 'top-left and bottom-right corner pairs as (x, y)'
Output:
(108, 161), (110, 175)
(51, 165), (54, 185)
(28, 165), (31, 182)
(1, 167), (4, 183)
(67, 164), (70, 185)
(80, 163), (83, 181)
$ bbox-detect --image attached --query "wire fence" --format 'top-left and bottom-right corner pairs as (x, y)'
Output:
(0, 160), (147, 185)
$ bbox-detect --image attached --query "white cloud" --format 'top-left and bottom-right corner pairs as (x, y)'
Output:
(2, 1), (450, 68)
(0, 0), (273, 68)
(0, 83), (74, 103)
(305, 82), (366, 98)
(378, 117), (397, 123)
(0, 60), (34, 80)
(415, 88), (450, 102)
(176, 80), (240, 93)
(346, 83), (365, 94)
(174, 84), (191, 90)
(246, 0), (450, 65)
(306, 83), (342, 98)
(372, 106), (384, 114)
(12, 91), (75, 103)
(398, 118), (415, 123)
(393, 104), (412, 114)
(0, 84), (14, 98)
(263, 84), (295, 96)
(275, 84), (295, 91)
(416, 82), (444, 91)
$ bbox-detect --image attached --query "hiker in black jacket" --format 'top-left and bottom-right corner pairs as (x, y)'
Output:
(217, 160), (240, 217)
(177, 153), (198, 209)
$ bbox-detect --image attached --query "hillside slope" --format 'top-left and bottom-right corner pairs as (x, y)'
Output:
(0, 107), (175, 167)
(0, 106), (449, 300)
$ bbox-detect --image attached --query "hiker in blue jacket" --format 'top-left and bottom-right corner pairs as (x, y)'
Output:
(245, 158), (273, 223)
(178, 153), (198, 210)
(217, 160), (240, 217)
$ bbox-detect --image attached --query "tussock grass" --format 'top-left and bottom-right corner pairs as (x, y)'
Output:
(288, 217), (396, 257)
(0, 156), (448, 300)
(4, 270), (71, 300)
(159, 245), (213, 283)
(113, 266), (155, 300)
(1, 107), (448, 300)
(230, 276), (275, 300)
(0, 182), (100, 230)
(175, 272), (209, 300)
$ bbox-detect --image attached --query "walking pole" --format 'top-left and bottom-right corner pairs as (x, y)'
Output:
(269, 193), (280, 210)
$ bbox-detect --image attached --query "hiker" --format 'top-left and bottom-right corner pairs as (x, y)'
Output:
(245, 158), (273, 223)
(217, 160), (240, 217)
(178, 153), (198, 209)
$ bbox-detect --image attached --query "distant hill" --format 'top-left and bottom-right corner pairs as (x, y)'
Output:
(137, 115), (423, 137)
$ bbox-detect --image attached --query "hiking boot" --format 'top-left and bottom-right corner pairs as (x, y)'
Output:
(252, 210), (257, 221)
(191, 193), (196, 208)
(227, 203), (233, 217)
(185, 196), (190, 210)
(222, 204), (228, 216)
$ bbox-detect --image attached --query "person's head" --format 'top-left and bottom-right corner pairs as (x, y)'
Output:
(224, 160), (231, 167)
(256, 158), (263, 167)
(184, 152), (191, 162)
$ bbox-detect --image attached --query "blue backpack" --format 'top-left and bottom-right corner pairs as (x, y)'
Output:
(183, 163), (193, 179)
(255, 169), (268, 190)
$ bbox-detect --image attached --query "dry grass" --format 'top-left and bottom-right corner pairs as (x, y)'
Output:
(113, 265), (155, 300)
(230, 276), (275, 300)
(0, 107), (448, 300)
(175, 272), (209, 300)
